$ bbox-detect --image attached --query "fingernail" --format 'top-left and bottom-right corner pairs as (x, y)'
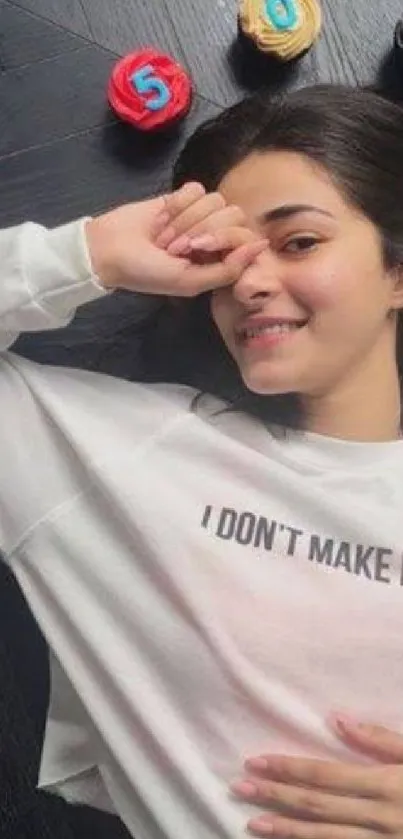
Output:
(155, 226), (176, 248)
(248, 818), (274, 834)
(230, 780), (258, 798)
(332, 712), (362, 731)
(189, 234), (217, 250)
(167, 235), (191, 256)
(245, 757), (268, 771)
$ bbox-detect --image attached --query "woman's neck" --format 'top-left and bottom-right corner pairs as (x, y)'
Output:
(301, 340), (402, 443)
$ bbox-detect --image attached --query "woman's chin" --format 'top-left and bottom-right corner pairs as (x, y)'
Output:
(242, 379), (296, 396)
(240, 364), (301, 396)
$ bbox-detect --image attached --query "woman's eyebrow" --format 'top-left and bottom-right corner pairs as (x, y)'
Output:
(258, 204), (335, 223)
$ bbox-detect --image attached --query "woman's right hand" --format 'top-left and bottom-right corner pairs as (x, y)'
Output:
(85, 182), (267, 297)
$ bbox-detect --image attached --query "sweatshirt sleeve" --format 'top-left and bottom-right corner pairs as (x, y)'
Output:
(0, 218), (109, 350)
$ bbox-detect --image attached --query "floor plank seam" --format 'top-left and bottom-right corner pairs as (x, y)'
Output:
(0, 119), (118, 164)
(324, 2), (357, 81)
(3, 0), (227, 109)
(4, 1), (129, 64)
(0, 88), (223, 165)
(196, 90), (229, 109)
(77, 0), (93, 40)
(0, 44), (95, 76)
(158, 0), (213, 92)
(4, 0), (96, 47)
(154, 0), (191, 69)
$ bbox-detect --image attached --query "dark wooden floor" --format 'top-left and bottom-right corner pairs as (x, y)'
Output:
(1, 0), (403, 230)
(1, 2), (403, 838)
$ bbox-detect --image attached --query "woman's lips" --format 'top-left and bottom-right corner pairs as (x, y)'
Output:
(236, 320), (308, 350)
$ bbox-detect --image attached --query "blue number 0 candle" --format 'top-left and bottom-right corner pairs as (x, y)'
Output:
(239, 0), (322, 61)
(265, 0), (298, 30)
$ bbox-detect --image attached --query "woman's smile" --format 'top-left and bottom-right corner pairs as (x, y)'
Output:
(236, 318), (308, 350)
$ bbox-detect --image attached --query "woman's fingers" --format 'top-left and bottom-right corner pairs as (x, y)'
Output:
(231, 777), (400, 830)
(248, 813), (379, 839)
(331, 715), (403, 764)
(155, 182), (248, 251)
(166, 192), (228, 242)
(190, 225), (265, 255)
(151, 183), (267, 297)
(162, 182), (206, 219)
(166, 206), (248, 256)
(176, 239), (268, 296)
(157, 192), (227, 249)
(243, 755), (387, 799)
(155, 182), (207, 245)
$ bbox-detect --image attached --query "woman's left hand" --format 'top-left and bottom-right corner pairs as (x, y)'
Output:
(230, 715), (403, 838)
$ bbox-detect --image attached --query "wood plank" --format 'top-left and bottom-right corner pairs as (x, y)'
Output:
(80, 0), (184, 61)
(164, 0), (403, 106)
(6, 0), (91, 39)
(163, 0), (242, 105)
(0, 1), (85, 71)
(0, 45), (117, 158)
(0, 94), (220, 227)
(163, 0), (322, 106)
(315, 0), (402, 85)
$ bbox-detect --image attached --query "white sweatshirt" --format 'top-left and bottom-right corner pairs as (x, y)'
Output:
(1, 220), (403, 839)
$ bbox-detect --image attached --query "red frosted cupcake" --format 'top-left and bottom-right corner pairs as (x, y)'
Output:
(108, 48), (193, 131)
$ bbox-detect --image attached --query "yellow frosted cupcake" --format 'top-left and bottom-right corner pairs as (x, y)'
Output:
(239, 0), (322, 61)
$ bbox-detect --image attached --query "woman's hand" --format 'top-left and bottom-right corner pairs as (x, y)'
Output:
(230, 715), (403, 838)
(85, 182), (267, 296)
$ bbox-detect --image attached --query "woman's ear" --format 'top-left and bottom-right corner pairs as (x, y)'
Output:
(390, 266), (403, 312)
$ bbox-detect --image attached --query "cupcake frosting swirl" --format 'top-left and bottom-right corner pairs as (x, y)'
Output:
(239, 0), (322, 60)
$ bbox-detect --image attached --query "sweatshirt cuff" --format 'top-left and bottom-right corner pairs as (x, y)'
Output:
(22, 218), (110, 324)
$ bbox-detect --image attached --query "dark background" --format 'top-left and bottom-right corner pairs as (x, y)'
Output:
(1, 1), (403, 837)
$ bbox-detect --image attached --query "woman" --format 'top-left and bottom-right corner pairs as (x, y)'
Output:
(1, 85), (403, 839)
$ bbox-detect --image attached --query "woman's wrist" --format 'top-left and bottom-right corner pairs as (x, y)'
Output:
(84, 216), (118, 291)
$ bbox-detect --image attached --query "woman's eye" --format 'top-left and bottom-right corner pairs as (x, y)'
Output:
(282, 236), (319, 254)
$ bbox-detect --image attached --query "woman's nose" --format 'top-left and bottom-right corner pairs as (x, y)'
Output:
(232, 250), (283, 305)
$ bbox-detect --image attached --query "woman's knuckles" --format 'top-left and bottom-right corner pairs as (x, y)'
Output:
(379, 768), (403, 802)
(218, 226), (264, 249)
(164, 182), (206, 216)
(186, 207), (246, 237)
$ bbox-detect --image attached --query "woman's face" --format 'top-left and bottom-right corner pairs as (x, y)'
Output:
(212, 150), (401, 398)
